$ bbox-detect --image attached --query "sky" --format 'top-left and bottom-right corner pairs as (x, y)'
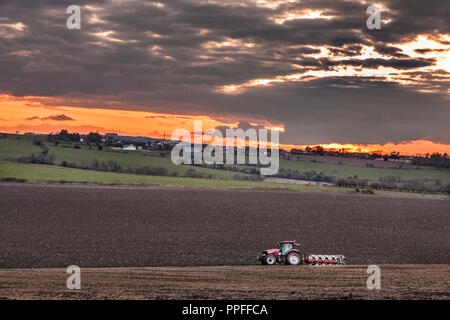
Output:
(0, 0), (449, 155)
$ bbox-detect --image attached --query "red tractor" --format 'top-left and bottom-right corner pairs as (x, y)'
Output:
(257, 241), (346, 265)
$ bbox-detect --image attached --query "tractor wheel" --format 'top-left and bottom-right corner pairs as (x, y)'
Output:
(264, 254), (277, 265)
(286, 252), (301, 265)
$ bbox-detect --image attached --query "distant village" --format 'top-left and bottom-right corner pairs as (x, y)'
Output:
(20, 130), (450, 169)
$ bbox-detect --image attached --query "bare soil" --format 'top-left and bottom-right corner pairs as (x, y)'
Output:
(0, 265), (448, 300)
(0, 183), (449, 268)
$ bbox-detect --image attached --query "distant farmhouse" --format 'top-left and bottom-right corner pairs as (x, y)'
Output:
(123, 144), (137, 151)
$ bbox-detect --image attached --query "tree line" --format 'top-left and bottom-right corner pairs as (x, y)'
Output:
(411, 153), (450, 169)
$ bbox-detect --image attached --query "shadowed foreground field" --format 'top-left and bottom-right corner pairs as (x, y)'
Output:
(0, 184), (449, 268)
(0, 265), (448, 300)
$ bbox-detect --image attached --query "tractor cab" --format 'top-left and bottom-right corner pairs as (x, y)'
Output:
(280, 241), (295, 255)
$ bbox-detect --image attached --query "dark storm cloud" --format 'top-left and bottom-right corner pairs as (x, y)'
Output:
(42, 114), (74, 121)
(317, 57), (435, 69)
(414, 48), (446, 54)
(212, 120), (268, 137)
(0, 0), (449, 145)
(26, 116), (40, 120)
(26, 114), (74, 121)
(374, 44), (409, 58)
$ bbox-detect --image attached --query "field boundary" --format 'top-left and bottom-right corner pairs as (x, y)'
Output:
(1, 181), (449, 200)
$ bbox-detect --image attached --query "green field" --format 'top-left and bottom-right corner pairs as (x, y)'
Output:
(0, 161), (339, 192)
(279, 159), (450, 182)
(1, 135), (449, 186)
(0, 136), (248, 180)
(0, 136), (43, 159)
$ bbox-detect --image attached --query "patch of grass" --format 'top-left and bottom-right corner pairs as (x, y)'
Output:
(0, 161), (339, 192)
(0, 136), (44, 159)
(279, 159), (450, 182)
(0, 137), (250, 180)
(1, 162), (447, 198)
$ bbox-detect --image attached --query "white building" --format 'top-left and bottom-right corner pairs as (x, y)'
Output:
(123, 144), (137, 151)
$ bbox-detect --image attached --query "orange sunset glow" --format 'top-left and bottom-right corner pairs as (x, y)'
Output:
(1, 94), (448, 156)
